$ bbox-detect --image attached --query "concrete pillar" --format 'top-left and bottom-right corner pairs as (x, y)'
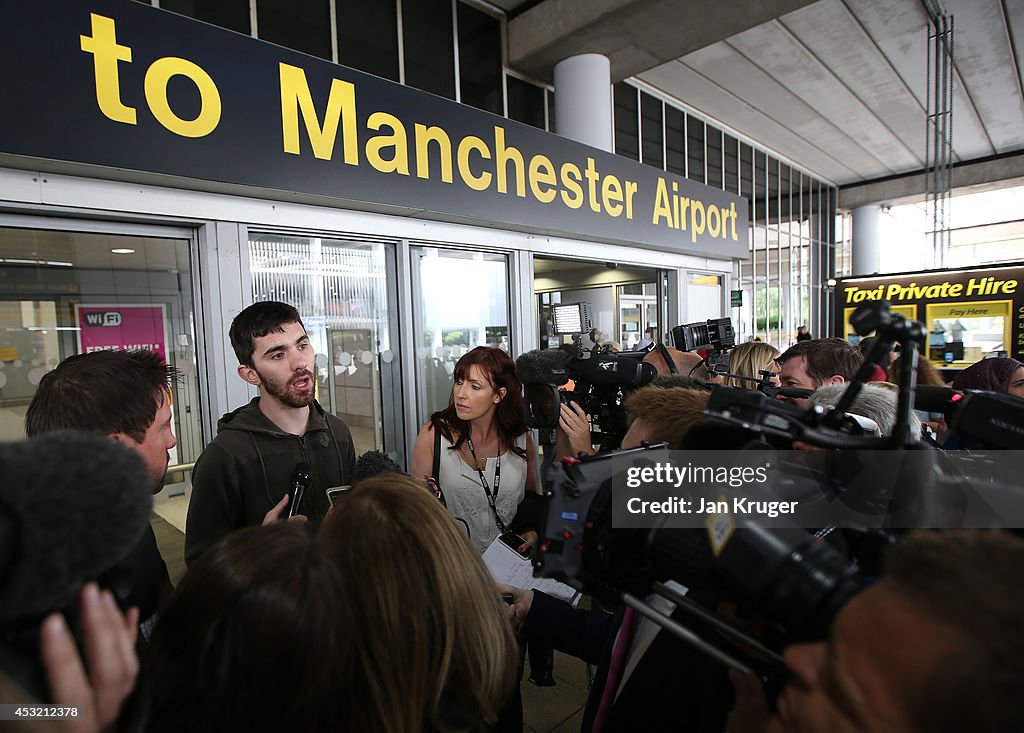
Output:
(553, 54), (613, 152)
(852, 205), (882, 276)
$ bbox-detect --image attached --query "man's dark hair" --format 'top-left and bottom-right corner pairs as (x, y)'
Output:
(884, 531), (1024, 733)
(777, 338), (862, 384)
(25, 349), (180, 443)
(229, 301), (305, 366)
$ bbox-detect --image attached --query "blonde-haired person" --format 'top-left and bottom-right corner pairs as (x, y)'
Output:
(724, 341), (781, 389)
(317, 474), (518, 732)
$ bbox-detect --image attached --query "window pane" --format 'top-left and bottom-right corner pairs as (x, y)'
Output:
(618, 282), (659, 350)
(458, 3), (502, 114)
(640, 92), (663, 168)
(768, 157), (780, 210)
(740, 143), (753, 197)
(614, 82), (639, 161)
(337, 0), (399, 81)
(686, 273), (723, 320)
(754, 150), (767, 225)
(161, 0), (250, 34)
(507, 76), (545, 130)
(724, 134), (739, 194)
(403, 0), (456, 99)
(0, 226), (201, 473)
(248, 234), (396, 457)
(411, 247), (508, 424)
(665, 106), (685, 176)
(256, 0), (332, 60)
(780, 163), (792, 232)
(686, 115), (705, 184)
(706, 125), (723, 189)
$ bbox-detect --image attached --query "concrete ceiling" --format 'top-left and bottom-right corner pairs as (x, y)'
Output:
(508, 0), (1024, 188)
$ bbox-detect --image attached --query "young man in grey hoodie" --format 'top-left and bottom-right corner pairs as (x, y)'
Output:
(184, 301), (355, 566)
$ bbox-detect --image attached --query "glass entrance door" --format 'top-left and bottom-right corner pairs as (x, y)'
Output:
(247, 233), (403, 462)
(409, 246), (510, 426)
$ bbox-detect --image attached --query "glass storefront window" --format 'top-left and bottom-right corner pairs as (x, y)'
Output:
(410, 247), (509, 424)
(0, 224), (200, 479)
(248, 234), (397, 457)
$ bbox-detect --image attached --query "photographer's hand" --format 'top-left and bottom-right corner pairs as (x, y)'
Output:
(518, 530), (538, 553)
(496, 584), (534, 626)
(40, 583), (139, 733)
(558, 402), (594, 457)
(726, 668), (772, 733)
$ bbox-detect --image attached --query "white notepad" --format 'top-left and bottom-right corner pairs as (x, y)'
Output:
(482, 536), (582, 607)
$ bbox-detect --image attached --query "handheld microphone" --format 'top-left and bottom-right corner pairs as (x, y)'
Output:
(515, 348), (571, 386)
(287, 463), (311, 519)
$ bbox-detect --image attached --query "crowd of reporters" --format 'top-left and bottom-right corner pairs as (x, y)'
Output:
(1, 322), (1023, 732)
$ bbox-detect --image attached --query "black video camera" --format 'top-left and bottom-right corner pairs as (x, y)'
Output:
(517, 339), (657, 452)
(672, 317), (736, 353)
(534, 442), (862, 642)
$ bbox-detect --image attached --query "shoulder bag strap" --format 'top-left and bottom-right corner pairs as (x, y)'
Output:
(432, 423), (442, 484)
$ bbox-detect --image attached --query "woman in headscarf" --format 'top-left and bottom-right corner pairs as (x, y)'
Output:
(951, 357), (1024, 397)
(944, 356), (1024, 449)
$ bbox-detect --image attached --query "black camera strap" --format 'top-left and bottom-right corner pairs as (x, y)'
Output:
(466, 435), (505, 534)
(656, 343), (678, 374)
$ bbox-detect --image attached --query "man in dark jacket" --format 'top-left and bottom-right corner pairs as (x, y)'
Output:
(25, 348), (179, 639)
(185, 301), (355, 565)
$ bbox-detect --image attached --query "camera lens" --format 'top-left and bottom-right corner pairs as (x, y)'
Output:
(525, 383), (560, 429)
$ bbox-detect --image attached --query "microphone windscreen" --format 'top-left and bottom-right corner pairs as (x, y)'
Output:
(515, 349), (571, 386)
(352, 450), (404, 485)
(0, 432), (152, 624)
(914, 385), (962, 418)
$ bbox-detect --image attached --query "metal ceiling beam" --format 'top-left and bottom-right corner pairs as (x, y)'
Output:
(838, 150), (1024, 209)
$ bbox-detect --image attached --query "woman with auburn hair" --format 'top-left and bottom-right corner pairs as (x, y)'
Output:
(724, 341), (781, 389)
(888, 354), (946, 387)
(139, 523), (349, 733)
(411, 346), (540, 553)
(317, 474), (518, 731)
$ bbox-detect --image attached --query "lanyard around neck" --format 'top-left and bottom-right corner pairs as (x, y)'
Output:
(465, 435), (505, 534)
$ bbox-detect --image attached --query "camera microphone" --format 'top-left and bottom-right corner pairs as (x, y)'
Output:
(515, 348), (571, 386)
(352, 450), (403, 485)
(287, 463), (311, 519)
(913, 385), (963, 418)
(0, 432), (153, 624)
(1, 432), (154, 699)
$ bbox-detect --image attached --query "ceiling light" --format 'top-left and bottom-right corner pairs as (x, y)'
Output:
(111, 248), (135, 254)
